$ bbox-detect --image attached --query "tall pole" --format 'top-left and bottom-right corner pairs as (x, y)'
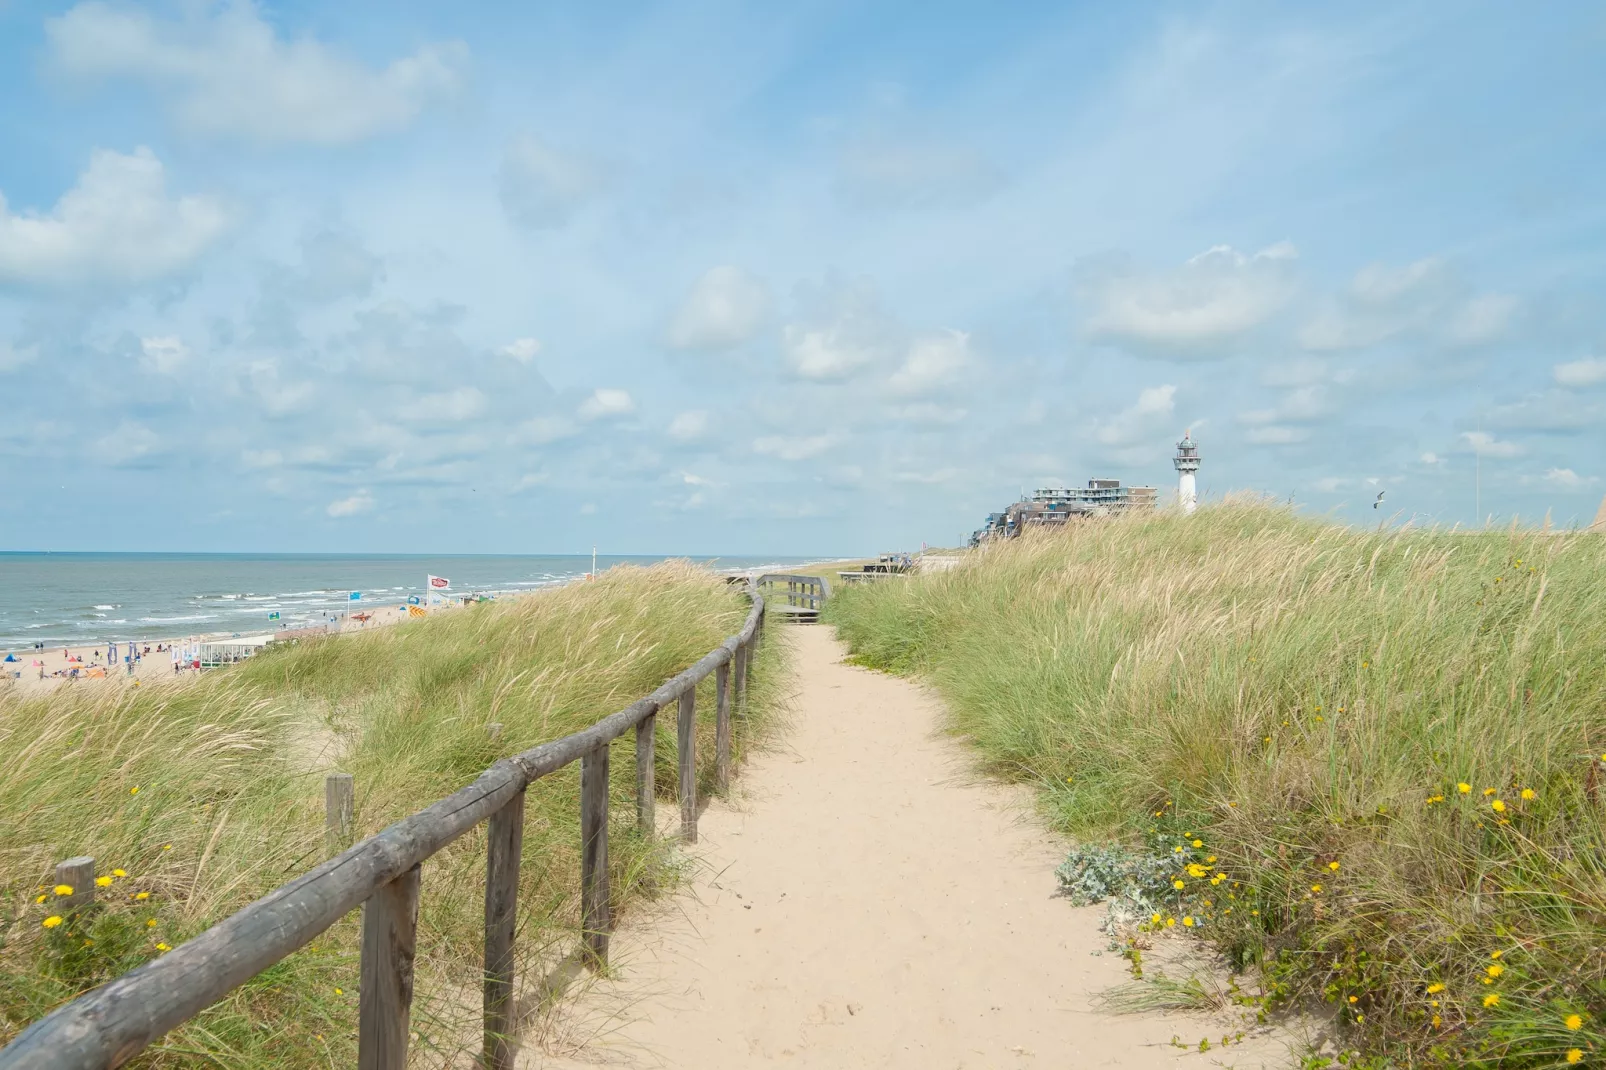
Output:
(592, 546), (597, 579)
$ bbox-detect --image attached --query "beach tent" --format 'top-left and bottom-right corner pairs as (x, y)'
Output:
(3, 654), (14, 662)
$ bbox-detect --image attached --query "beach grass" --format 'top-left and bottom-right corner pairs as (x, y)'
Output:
(0, 561), (780, 1067)
(825, 501), (1605, 1068)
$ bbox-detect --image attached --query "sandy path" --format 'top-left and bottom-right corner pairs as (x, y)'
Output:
(531, 626), (1296, 1069)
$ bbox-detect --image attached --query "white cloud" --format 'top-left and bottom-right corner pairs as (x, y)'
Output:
(0, 147), (228, 286)
(578, 388), (635, 420)
(398, 387), (485, 422)
(1244, 425), (1308, 445)
(1460, 430), (1524, 458)
(835, 137), (1002, 210)
(46, 2), (466, 144)
(1300, 258), (1514, 352)
(1554, 356), (1606, 388)
(0, 341), (38, 372)
(499, 337), (542, 364)
(1078, 243), (1296, 355)
(511, 415), (577, 445)
(1542, 467), (1597, 490)
(94, 421), (161, 463)
(666, 266), (770, 351)
(1420, 452), (1441, 465)
(1095, 384), (1177, 446)
(753, 432), (841, 461)
(500, 135), (606, 229)
(667, 410), (710, 442)
(327, 490), (375, 517)
(139, 336), (189, 375)
(783, 325), (875, 380)
(888, 329), (970, 395)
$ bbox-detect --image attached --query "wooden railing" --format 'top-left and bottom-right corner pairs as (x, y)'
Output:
(0, 591), (767, 1070)
(755, 573), (830, 616)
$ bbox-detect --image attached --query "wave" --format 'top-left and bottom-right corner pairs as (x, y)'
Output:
(139, 614), (222, 624)
(94, 604), (119, 610)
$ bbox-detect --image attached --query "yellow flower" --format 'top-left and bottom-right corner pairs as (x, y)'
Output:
(1483, 787), (1497, 796)
(1151, 913), (1162, 924)
(1328, 861), (1340, 871)
(1567, 1050), (1582, 1064)
(41, 916), (62, 929)
(146, 919), (157, 928)
(1361, 661), (1369, 668)
(1186, 863), (1208, 878)
(161, 844), (172, 851)
(1206, 855), (1217, 863)
(1490, 950), (1503, 959)
(1431, 1014), (1442, 1028)
(155, 942), (171, 952)
(1310, 883), (1322, 893)
(1566, 1014), (1583, 1030)
(34, 894), (45, 904)
(1426, 983), (1446, 994)
(1487, 964), (1504, 978)
(1173, 879), (1186, 890)
(95, 876), (112, 887)
(1183, 916), (1195, 927)
(1458, 783), (1472, 794)
(1191, 839), (1203, 848)
(1520, 788), (1535, 800)
(52, 884), (73, 897)
(1483, 993), (1499, 1008)
(1491, 799), (1506, 813)
(129, 787), (139, 795)
(334, 987), (344, 996)
(1348, 995), (1358, 1004)
(1165, 917), (1176, 927)
(1173, 845), (1185, 854)
(134, 891), (150, 900)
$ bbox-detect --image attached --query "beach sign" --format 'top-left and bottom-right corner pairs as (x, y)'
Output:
(428, 575), (450, 589)
(350, 591), (361, 601)
(407, 605), (427, 618)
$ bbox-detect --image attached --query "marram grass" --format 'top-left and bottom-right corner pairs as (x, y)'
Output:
(826, 502), (1605, 1068)
(0, 562), (781, 1068)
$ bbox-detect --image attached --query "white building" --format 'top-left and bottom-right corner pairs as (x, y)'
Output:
(1174, 431), (1201, 514)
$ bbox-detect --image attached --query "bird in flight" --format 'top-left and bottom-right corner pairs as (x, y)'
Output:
(1374, 491), (1386, 509)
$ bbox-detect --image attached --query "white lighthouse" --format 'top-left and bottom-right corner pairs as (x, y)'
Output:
(1174, 430), (1200, 514)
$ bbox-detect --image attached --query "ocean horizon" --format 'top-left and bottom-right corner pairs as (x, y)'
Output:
(0, 552), (819, 649)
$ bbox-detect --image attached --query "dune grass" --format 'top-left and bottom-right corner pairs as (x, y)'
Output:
(826, 502), (1606, 1068)
(0, 561), (781, 1067)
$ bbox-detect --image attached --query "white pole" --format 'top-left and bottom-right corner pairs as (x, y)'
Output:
(592, 546), (597, 579)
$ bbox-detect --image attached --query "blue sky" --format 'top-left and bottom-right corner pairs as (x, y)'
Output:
(0, 1), (1602, 554)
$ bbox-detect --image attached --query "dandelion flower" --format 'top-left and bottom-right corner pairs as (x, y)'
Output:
(1192, 839), (1203, 848)
(1348, 995), (1358, 1004)
(146, 919), (157, 928)
(42, 916), (62, 929)
(1567, 1050), (1582, 1064)
(1174, 880), (1186, 890)
(1487, 964), (1504, 979)
(161, 844), (172, 851)
(1491, 800), (1506, 813)
(334, 987), (344, 996)
(1151, 913), (1162, 924)
(52, 885), (73, 897)
(1166, 917), (1176, 927)
(1483, 993), (1499, 1008)
(1311, 883), (1323, 893)
(1183, 916), (1195, 927)
(1458, 783), (1472, 794)
(1490, 951), (1503, 959)
(1206, 855), (1217, 863)
(155, 942), (170, 952)
(1566, 1014), (1583, 1030)
(1520, 788), (1536, 800)
(95, 876), (112, 887)
(1426, 983), (1446, 994)
(1328, 861), (1341, 871)
(1174, 845), (1185, 854)
(134, 891), (149, 900)
(34, 894), (45, 904)
(129, 787), (139, 795)
(112, 868), (127, 878)
(1431, 1014), (1442, 1028)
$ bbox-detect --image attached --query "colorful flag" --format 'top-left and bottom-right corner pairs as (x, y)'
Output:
(350, 591), (361, 601)
(268, 611), (280, 620)
(428, 575), (450, 589)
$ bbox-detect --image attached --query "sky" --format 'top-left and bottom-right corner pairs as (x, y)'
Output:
(0, 1), (1602, 555)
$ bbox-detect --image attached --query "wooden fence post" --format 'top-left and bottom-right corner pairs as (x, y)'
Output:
(326, 773), (354, 852)
(580, 745), (610, 968)
(358, 863), (421, 1070)
(54, 857), (95, 910)
(635, 711), (655, 835)
(677, 687), (697, 843)
(734, 640), (748, 716)
(715, 661), (731, 793)
(483, 789), (525, 1070)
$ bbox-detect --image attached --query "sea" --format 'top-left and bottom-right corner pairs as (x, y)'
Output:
(0, 553), (815, 650)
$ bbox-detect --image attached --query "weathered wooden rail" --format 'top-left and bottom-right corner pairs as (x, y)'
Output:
(754, 572), (830, 623)
(0, 588), (770, 1070)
